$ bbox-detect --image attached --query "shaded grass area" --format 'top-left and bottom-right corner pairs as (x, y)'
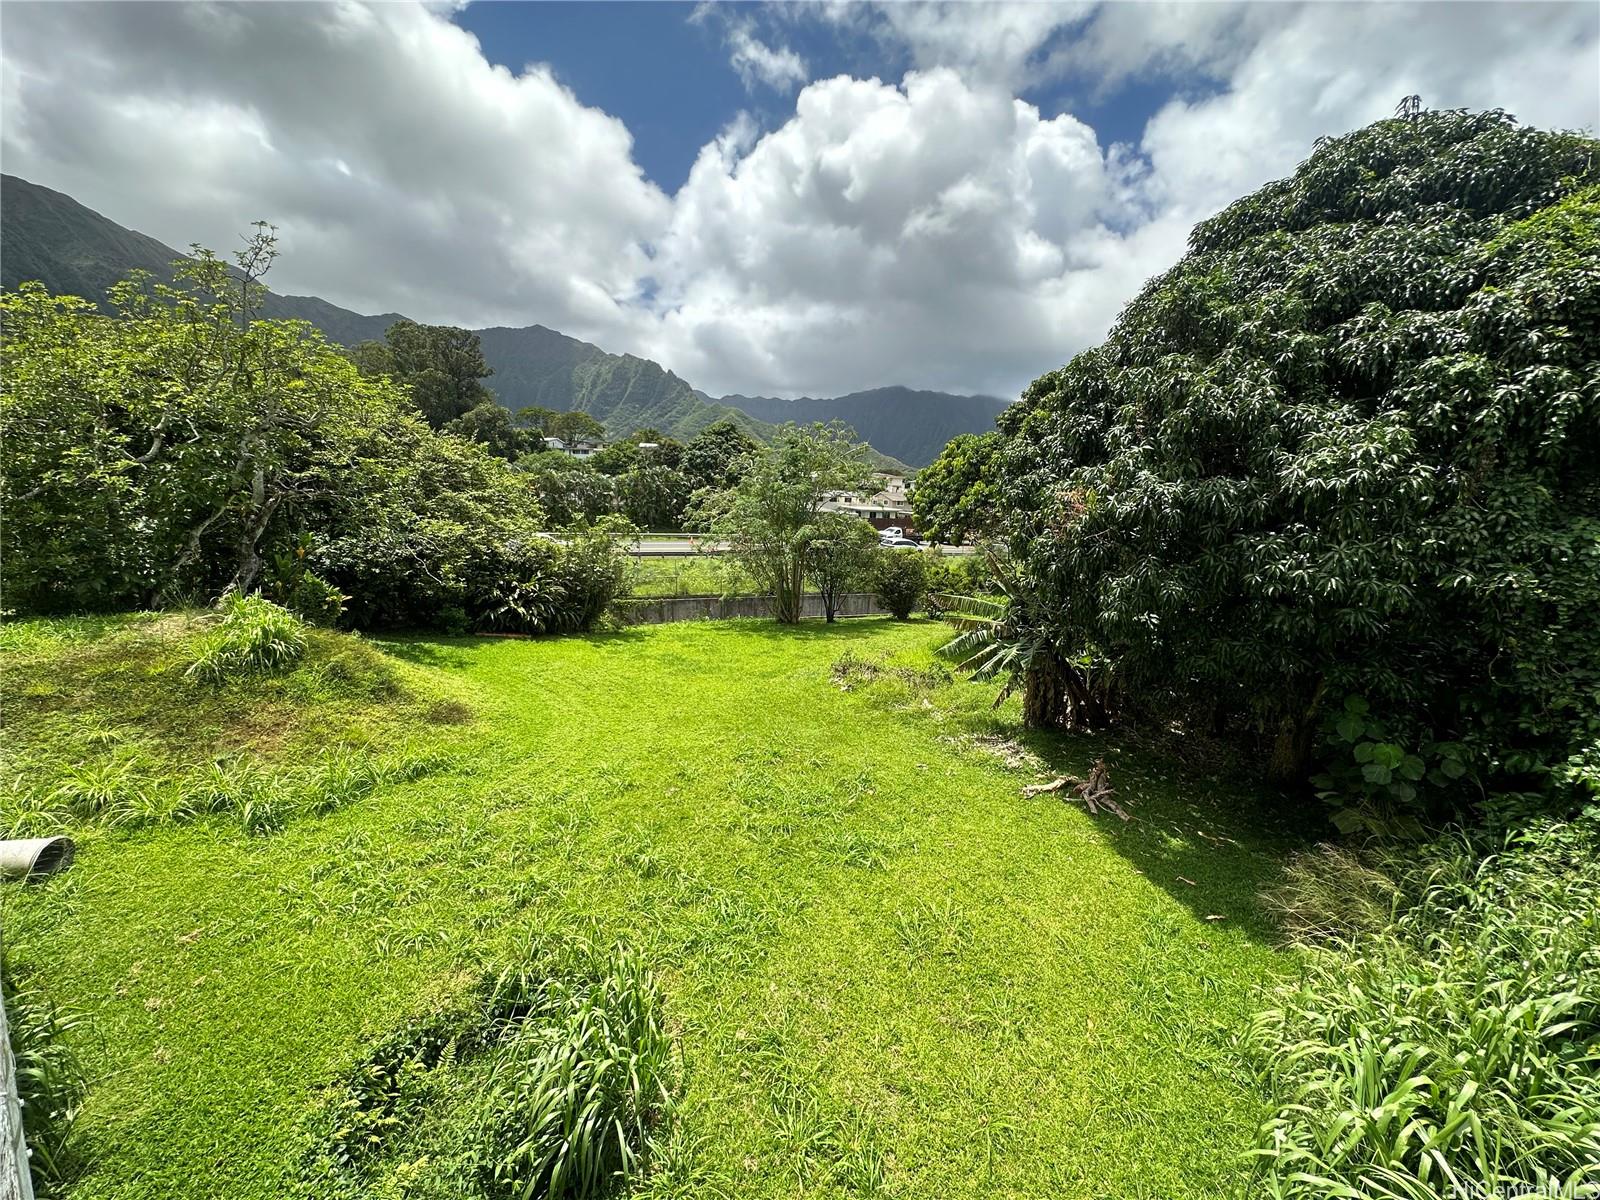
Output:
(2, 617), (1296, 1198)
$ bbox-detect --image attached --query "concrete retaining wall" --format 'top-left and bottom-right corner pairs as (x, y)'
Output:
(618, 592), (888, 625)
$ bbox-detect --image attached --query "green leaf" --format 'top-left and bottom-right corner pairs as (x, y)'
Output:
(1336, 715), (1366, 743)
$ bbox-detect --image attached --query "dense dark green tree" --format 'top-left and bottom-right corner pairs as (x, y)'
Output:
(588, 440), (639, 476)
(354, 320), (494, 429)
(912, 431), (1002, 544)
(519, 453), (616, 527)
(617, 464), (691, 530)
(993, 109), (1599, 827)
(622, 428), (685, 470)
(545, 410), (607, 445)
(682, 419), (759, 492)
(446, 401), (525, 461)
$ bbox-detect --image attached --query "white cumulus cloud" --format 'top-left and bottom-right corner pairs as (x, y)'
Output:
(3, 1), (1597, 403)
(0, 0), (669, 338)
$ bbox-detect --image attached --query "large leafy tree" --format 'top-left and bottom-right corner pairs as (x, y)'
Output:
(617, 464), (691, 530)
(690, 423), (875, 623)
(545, 410), (608, 445)
(912, 431), (1003, 545)
(682, 419), (759, 492)
(2, 237), (632, 637)
(995, 108), (1599, 823)
(354, 319), (494, 429)
(520, 453), (616, 526)
(446, 401), (526, 461)
(2, 237), (401, 608)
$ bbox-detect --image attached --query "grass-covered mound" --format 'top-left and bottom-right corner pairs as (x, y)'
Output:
(3, 616), (1295, 1199)
(2, 608), (467, 838)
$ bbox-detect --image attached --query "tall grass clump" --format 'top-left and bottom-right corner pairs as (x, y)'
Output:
(2, 959), (89, 1194)
(185, 593), (307, 683)
(470, 939), (677, 1198)
(1247, 815), (1600, 1198)
(302, 935), (678, 1199)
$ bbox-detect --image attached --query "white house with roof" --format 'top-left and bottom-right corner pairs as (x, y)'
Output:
(541, 435), (604, 460)
(821, 472), (915, 531)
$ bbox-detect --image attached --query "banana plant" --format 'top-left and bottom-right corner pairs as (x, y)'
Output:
(936, 552), (1115, 730)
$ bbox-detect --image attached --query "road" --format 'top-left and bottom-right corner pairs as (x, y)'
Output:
(629, 538), (726, 555)
(626, 539), (975, 556)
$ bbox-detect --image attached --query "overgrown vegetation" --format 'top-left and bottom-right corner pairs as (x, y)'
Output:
(1247, 815), (1600, 1197)
(2, 958), (88, 1196)
(9, 102), (1596, 1200)
(1, 235), (628, 637)
(1, 612), (458, 840)
(301, 933), (677, 1199)
(941, 109), (1600, 833)
(184, 594), (308, 684)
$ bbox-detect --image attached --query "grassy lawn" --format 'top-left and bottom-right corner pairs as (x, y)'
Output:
(2, 616), (1296, 1199)
(628, 555), (755, 597)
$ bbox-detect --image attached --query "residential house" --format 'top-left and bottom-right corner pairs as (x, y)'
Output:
(541, 435), (604, 460)
(822, 472), (915, 532)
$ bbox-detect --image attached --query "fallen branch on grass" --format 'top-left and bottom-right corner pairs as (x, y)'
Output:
(1021, 758), (1130, 821)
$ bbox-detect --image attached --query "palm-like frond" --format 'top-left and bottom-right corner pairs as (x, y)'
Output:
(935, 552), (1082, 715)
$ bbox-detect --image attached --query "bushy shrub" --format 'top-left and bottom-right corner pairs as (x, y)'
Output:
(994, 110), (1600, 823)
(1247, 814), (1600, 1197)
(1, 243), (601, 641)
(185, 594), (307, 683)
(869, 548), (928, 620)
(1, 246), (414, 611)
(921, 547), (991, 616)
(266, 535), (347, 627)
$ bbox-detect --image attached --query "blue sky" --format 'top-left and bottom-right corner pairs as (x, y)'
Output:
(5, 3), (1596, 398)
(455, 2), (1189, 195)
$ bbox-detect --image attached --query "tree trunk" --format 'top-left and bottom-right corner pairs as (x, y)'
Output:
(1023, 662), (1067, 729)
(228, 467), (282, 595)
(1267, 677), (1327, 784)
(774, 557), (804, 624)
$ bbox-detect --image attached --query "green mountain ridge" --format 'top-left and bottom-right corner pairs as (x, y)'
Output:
(471, 322), (772, 444)
(0, 173), (777, 446)
(716, 387), (1010, 469)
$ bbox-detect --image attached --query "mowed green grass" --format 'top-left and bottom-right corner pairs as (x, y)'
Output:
(2, 616), (1295, 1199)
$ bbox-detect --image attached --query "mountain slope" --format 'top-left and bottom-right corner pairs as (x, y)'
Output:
(0, 173), (891, 458)
(473, 323), (770, 442)
(718, 387), (1010, 467)
(2, 174), (407, 343)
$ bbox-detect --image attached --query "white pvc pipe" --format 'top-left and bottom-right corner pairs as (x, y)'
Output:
(0, 839), (74, 881)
